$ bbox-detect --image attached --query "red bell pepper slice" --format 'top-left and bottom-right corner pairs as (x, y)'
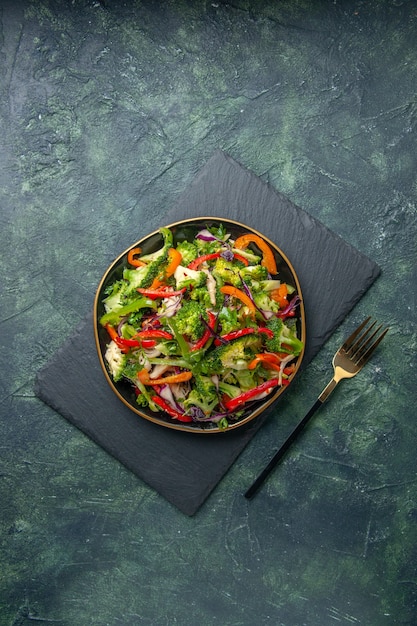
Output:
(138, 368), (193, 386)
(188, 252), (221, 270)
(151, 395), (193, 422)
(137, 287), (186, 300)
(224, 378), (280, 412)
(214, 326), (273, 346)
(105, 324), (156, 350)
(187, 251), (249, 270)
(191, 311), (217, 351)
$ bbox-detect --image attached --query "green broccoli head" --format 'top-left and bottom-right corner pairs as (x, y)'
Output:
(201, 335), (262, 375)
(136, 391), (150, 407)
(265, 317), (304, 355)
(190, 280), (223, 309)
(102, 279), (126, 312)
(174, 299), (207, 341)
(189, 286), (213, 308)
(124, 227), (173, 290)
(122, 257), (165, 291)
(253, 292), (280, 315)
(240, 264), (268, 284)
(176, 240), (198, 266)
(212, 257), (242, 287)
(183, 374), (218, 415)
(219, 335), (262, 370)
(218, 306), (240, 335)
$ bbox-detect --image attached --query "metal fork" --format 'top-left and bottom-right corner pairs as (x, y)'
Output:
(244, 317), (389, 500)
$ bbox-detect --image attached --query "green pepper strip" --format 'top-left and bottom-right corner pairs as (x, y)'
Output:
(99, 297), (156, 326)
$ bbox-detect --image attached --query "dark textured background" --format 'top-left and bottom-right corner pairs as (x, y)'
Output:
(1, 1), (416, 625)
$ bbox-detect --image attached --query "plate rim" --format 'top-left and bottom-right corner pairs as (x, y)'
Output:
(93, 216), (306, 434)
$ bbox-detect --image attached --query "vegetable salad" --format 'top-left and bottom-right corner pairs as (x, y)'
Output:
(99, 223), (304, 429)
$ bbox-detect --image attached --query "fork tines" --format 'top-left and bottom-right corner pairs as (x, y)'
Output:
(343, 316), (389, 366)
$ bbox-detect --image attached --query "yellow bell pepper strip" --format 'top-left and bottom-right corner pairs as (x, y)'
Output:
(136, 287), (186, 300)
(224, 378), (280, 412)
(138, 368), (193, 386)
(234, 234), (278, 275)
(151, 395), (193, 422)
(220, 285), (256, 316)
(188, 251), (249, 270)
(127, 247), (145, 267)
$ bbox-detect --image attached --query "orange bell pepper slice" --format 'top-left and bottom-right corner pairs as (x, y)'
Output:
(138, 368), (193, 386)
(220, 285), (256, 316)
(127, 247), (145, 267)
(166, 248), (182, 277)
(271, 283), (288, 309)
(234, 234), (278, 275)
(248, 352), (281, 370)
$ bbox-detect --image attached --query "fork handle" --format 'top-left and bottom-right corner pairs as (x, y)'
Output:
(318, 377), (338, 402)
(244, 398), (323, 499)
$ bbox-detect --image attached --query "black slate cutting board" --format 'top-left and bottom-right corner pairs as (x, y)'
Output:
(34, 151), (380, 515)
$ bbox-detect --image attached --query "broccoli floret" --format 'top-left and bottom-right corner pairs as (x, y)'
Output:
(265, 317), (304, 355)
(201, 335), (261, 374)
(176, 241), (198, 266)
(104, 341), (127, 382)
(122, 265), (153, 291)
(253, 292), (280, 315)
(123, 227), (174, 291)
(190, 279), (223, 309)
(173, 265), (207, 290)
(189, 286), (212, 308)
(240, 264), (268, 283)
(218, 306), (240, 335)
(212, 257), (242, 287)
(199, 346), (223, 375)
(136, 391), (150, 407)
(102, 281), (126, 313)
(173, 300), (207, 341)
(182, 374), (218, 415)
(219, 335), (262, 370)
